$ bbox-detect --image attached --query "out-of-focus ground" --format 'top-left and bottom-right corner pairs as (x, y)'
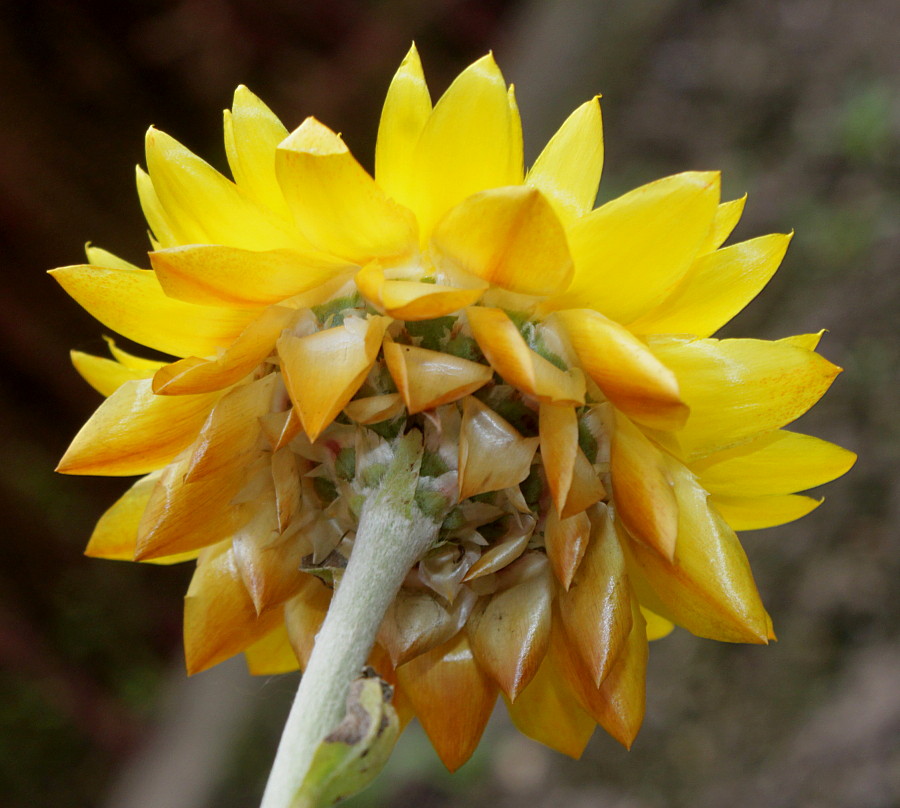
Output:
(0, 1), (897, 806)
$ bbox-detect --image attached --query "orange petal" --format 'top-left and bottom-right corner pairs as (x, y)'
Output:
(430, 186), (573, 296)
(467, 553), (553, 699)
(505, 645), (595, 759)
(184, 542), (283, 674)
(559, 446), (606, 519)
(384, 341), (492, 414)
(244, 622), (301, 675)
(278, 315), (391, 441)
(622, 457), (769, 643)
(84, 472), (197, 565)
(467, 307), (585, 405)
(558, 505), (633, 687)
(284, 578), (333, 669)
(555, 309), (688, 431)
(150, 245), (346, 309)
(457, 396), (540, 500)
(544, 507), (590, 590)
(276, 117), (418, 262)
(609, 412), (679, 560)
(182, 375), (277, 483)
(271, 446), (304, 532)
(396, 632), (498, 771)
(343, 393), (405, 425)
(463, 522), (533, 581)
(539, 403), (578, 513)
(57, 380), (220, 476)
(355, 262), (486, 320)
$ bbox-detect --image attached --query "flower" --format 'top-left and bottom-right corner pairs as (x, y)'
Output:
(53, 46), (855, 771)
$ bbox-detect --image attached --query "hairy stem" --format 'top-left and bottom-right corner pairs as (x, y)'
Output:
(260, 431), (435, 808)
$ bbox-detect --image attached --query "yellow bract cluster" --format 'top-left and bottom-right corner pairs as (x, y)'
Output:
(53, 46), (854, 769)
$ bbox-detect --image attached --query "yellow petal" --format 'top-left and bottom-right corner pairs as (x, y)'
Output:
(539, 403), (578, 513)
(558, 505), (633, 687)
(543, 172), (720, 323)
(271, 446), (304, 532)
(57, 379), (220, 476)
(690, 429), (856, 496)
(85, 472), (197, 565)
(640, 607), (675, 641)
(630, 233), (792, 338)
(244, 623), (301, 675)
(284, 579), (333, 668)
(50, 265), (256, 358)
(711, 493), (822, 530)
(609, 412), (679, 560)
(71, 350), (157, 397)
(506, 85), (524, 184)
(278, 315), (391, 441)
(343, 393), (405, 425)
(698, 195), (747, 254)
(544, 507), (590, 590)
(104, 337), (166, 371)
(184, 542), (282, 674)
(467, 307), (585, 405)
(136, 164), (180, 248)
(85, 244), (140, 271)
(409, 54), (519, 239)
(152, 306), (295, 395)
(457, 396), (540, 500)
(396, 632), (498, 772)
(375, 44), (432, 210)
(384, 341), (492, 414)
(135, 452), (250, 560)
(150, 245), (346, 309)
(431, 186), (573, 296)
(650, 336), (842, 459)
(223, 85), (292, 219)
(526, 97), (603, 224)
(145, 127), (304, 251)
(276, 118), (418, 262)
(183, 375), (277, 483)
(623, 458), (769, 643)
(555, 309), (688, 430)
(355, 262), (486, 320)
(467, 553), (553, 699)
(505, 645), (595, 759)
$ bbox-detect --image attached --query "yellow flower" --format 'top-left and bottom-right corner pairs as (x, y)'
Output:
(53, 46), (855, 771)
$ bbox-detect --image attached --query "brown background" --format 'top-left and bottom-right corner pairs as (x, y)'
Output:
(1, 1), (898, 806)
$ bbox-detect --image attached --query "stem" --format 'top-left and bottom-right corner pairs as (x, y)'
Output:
(260, 431), (435, 808)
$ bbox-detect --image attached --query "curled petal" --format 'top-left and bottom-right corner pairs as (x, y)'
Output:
(50, 266), (256, 358)
(538, 402), (578, 513)
(224, 85), (291, 219)
(689, 429), (857, 497)
(467, 553), (553, 699)
(544, 507), (590, 590)
(555, 308), (688, 431)
(431, 186), (573, 296)
(71, 350), (158, 398)
(355, 262), (486, 320)
(244, 623), (301, 675)
(651, 336), (842, 460)
(375, 44), (432, 210)
(344, 394), (405, 425)
(609, 412), (679, 560)
(457, 396), (539, 500)
(153, 306), (295, 395)
(558, 505), (633, 687)
(467, 307), (585, 405)
(543, 171), (720, 322)
(630, 233), (793, 338)
(57, 379), (220, 476)
(276, 117), (418, 263)
(623, 457), (769, 643)
(560, 447), (606, 519)
(184, 542), (282, 674)
(384, 341), (492, 414)
(526, 97), (603, 224)
(150, 246), (346, 309)
(463, 517), (535, 581)
(711, 493), (822, 531)
(278, 315), (391, 441)
(396, 632), (498, 772)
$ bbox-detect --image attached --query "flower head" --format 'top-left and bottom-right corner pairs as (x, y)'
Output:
(54, 46), (855, 769)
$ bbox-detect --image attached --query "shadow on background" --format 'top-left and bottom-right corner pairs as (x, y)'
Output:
(0, 1), (897, 807)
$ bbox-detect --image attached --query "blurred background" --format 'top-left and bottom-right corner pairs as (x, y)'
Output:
(1, 0), (898, 806)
